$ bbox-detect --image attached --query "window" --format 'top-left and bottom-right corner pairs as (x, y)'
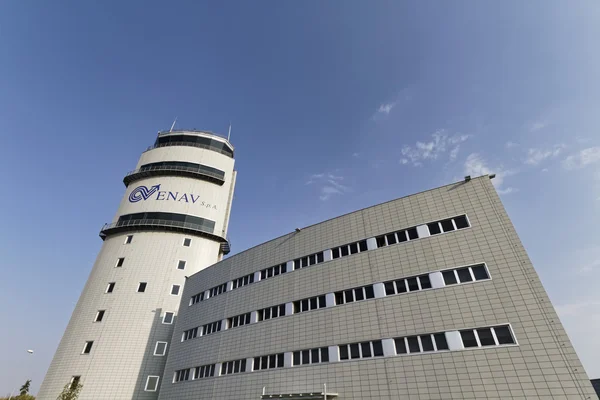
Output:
(209, 283), (227, 298)
(162, 312), (174, 324)
(183, 238), (192, 247)
(232, 273), (255, 290)
(427, 215), (469, 236)
(441, 264), (490, 285)
(193, 364), (215, 379)
(145, 376), (160, 392)
(292, 347), (330, 366)
(190, 292), (204, 305)
(339, 341), (384, 360)
(459, 325), (516, 348)
(171, 285), (181, 296)
(202, 320), (222, 336)
(427, 222), (442, 235)
(228, 312), (252, 329)
(94, 310), (105, 322)
(154, 341), (168, 356)
(69, 376), (81, 390)
(116, 258), (125, 267)
(177, 260), (186, 270)
(383, 274), (431, 296)
(454, 215), (469, 229)
(182, 327), (199, 341)
(124, 235), (133, 244)
(257, 304), (286, 321)
(293, 295), (326, 313)
(394, 333), (450, 354)
(82, 341), (93, 354)
(116, 212), (215, 233)
(334, 285), (374, 305)
(331, 240), (368, 260)
(221, 359), (247, 375)
(253, 353), (284, 370)
(173, 369), (190, 383)
(137, 282), (147, 293)
(260, 263), (287, 280)
(293, 251), (323, 270)
(105, 282), (115, 293)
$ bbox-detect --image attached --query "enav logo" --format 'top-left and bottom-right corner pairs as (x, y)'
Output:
(128, 184), (217, 210)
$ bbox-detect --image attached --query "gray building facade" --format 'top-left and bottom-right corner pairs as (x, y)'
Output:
(160, 175), (596, 399)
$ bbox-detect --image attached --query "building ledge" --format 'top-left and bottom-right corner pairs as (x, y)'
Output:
(100, 219), (230, 254)
(261, 393), (338, 399)
(123, 165), (225, 187)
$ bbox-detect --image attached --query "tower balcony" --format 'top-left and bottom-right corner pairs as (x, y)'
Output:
(123, 164), (225, 187)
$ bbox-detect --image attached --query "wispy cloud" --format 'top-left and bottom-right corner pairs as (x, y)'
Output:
(529, 120), (548, 132)
(376, 102), (395, 115)
(505, 141), (519, 149)
(400, 130), (470, 166)
(524, 144), (565, 166)
(464, 153), (517, 194)
(563, 147), (600, 169)
(306, 173), (349, 201)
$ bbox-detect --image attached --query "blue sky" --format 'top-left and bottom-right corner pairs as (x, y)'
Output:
(1, 1), (599, 394)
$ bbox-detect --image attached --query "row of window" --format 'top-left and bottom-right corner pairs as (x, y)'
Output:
(257, 304), (286, 321)
(293, 295), (326, 313)
(117, 212), (216, 233)
(383, 274), (431, 296)
(221, 359), (247, 375)
(232, 273), (255, 290)
(334, 285), (375, 305)
(293, 347), (329, 366)
(104, 281), (181, 295)
(138, 161), (225, 181)
(188, 215), (471, 307)
(174, 364), (216, 383)
(180, 263), (491, 342)
(153, 133), (234, 158)
(332, 239), (368, 259)
(339, 340), (384, 360)
(169, 324), (517, 385)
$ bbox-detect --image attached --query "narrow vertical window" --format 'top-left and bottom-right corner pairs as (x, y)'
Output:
(171, 285), (181, 296)
(177, 260), (186, 270)
(137, 282), (147, 293)
(154, 341), (168, 356)
(115, 258), (125, 267)
(162, 312), (174, 324)
(69, 376), (81, 390)
(145, 376), (159, 392)
(82, 341), (93, 354)
(183, 238), (192, 247)
(105, 282), (115, 293)
(94, 310), (105, 322)
(124, 235), (133, 244)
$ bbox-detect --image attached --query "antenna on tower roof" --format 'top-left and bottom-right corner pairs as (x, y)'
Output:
(227, 122), (232, 141)
(170, 117), (178, 132)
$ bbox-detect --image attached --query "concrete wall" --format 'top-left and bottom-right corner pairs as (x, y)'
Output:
(160, 176), (596, 399)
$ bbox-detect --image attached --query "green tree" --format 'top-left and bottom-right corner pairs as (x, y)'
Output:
(56, 381), (82, 400)
(19, 380), (31, 396)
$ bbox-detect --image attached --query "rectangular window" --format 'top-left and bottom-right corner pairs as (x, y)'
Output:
(372, 340), (384, 357)
(177, 260), (186, 270)
(116, 258), (125, 267)
(82, 341), (93, 354)
(332, 247), (340, 259)
(419, 274), (432, 289)
(494, 325), (516, 345)
(442, 270), (457, 285)
(154, 341), (168, 356)
(456, 267), (473, 283)
(183, 238), (192, 247)
(395, 338), (407, 354)
(376, 236), (387, 248)
(440, 219), (455, 232)
(364, 286), (375, 299)
(427, 222), (441, 235)
(407, 277), (419, 291)
(476, 328), (496, 346)
(360, 342), (371, 358)
(145, 376), (159, 392)
(420, 335), (434, 352)
(384, 281), (396, 295)
(407, 336), (420, 353)
(395, 279), (407, 293)
(339, 345), (349, 360)
(407, 227), (419, 240)
(434, 333), (449, 350)
(171, 285), (181, 296)
(106, 282), (115, 293)
(453, 215), (469, 229)
(386, 233), (397, 245)
(359, 240), (368, 252)
(397, 230), (408, 242)
(350, 343), (360, 359)
(124, 235), (133, 244)
(460, 330), (478, 348)
(321, 347), (329, 362)
(94, 310), (105, 322)
(293, 351), (300, 366)
(137, 282), (147, 293)
(471, 264), (489, 280)
(69, 376), (80, 390)
(162, 312), (174, 324)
